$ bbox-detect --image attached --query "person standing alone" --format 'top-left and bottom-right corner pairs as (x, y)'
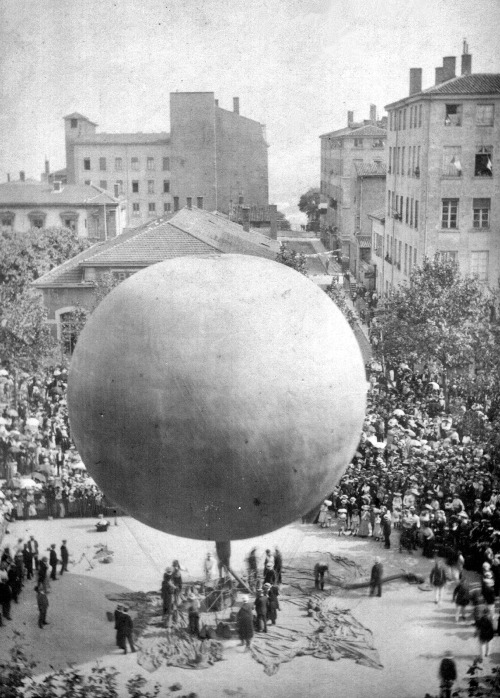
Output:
(36, 587), (49, 628)
(370, 557), (383, 597)
(60, 540), (69, 575)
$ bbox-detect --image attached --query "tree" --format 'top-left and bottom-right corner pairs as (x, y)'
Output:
(298, 188), (320, 225)
(276, 211), (291, 231)
(325, 281), (359, 329)
(276, 243), (307, 275)
(379, 257), (494, 407)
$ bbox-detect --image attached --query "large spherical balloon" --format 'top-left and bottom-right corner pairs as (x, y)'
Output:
(68, 254), (366, 540)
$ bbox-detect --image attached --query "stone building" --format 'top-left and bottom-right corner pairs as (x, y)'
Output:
(319, 106), (387, 285)
(381, 45), (500, 294)
(0, 180), (124, 238)
(33, 206), (280, 351)
(64, 93), (269, 228)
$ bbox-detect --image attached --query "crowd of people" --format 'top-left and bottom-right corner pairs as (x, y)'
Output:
(0, 365), (119, 527)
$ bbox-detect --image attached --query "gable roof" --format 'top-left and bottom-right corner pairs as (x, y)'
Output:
(422, 73), (500, 96)
(320, 123), (386, 139)
(0, 182), (119, 207)
(72, 132), (170, 145)
(33, 208), (281, 288)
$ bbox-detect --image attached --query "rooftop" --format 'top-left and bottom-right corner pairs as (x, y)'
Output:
(386, 73), (500, 109)
(71, 132), (170, 145)
(320, 123), (387, 139)
(0, 182), (119, 207)
(33, 207), (281, 288)
(368, 208), (386, 221)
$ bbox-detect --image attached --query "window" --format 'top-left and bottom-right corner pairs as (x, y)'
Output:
(476, 105), (494, 126)
(396, 147), (400, 174)
(387, 190), (391, 215)
(147, 157), (155, 170)
(173, 196), (179, 211)
(148, 202), (156, 214)
(99, 180), (107, 189)
(112, 271), (135, 282)
(132, 180), (139, 193)
(414, 248), (417, 267)
(437, 251), (458, 264)
(83, 158), (91, 170)
(398, 240), (402, 265)
(442, 146), (462, 176)
(441, 199), (458, 229)
(28, 211), (46, 229)
(418, 104), (422, 127)
(131, 157), (139, 170)
(163, 180), (170, 193)
(392, 148), (397, 174)
(404, 243), (408, 273)
(401, 147), (405, 175)
(99, 157), (106, 171)
(70, 118), (78, 128)
(132, 203), (140, 216)
(388, 147), (392, 174)
(84, 180), (91, 186)
(162, 157), (170, 171)
(473, 198), (490, 229)
(164, 202), (171, 213)
(0, 212), (14, 230)
(60, 212), (78, 231)
(408, 246), (412, 273)
(399, 195), (403, 219)
(414, 200), (419, 228)
(405, 197), (409, 224)
(197, 196), (204, 209)
(354, 138), (363, 147)
(186, 197), (192, 209)
(372, 139), (384, 148)
(410, 198), (414, 227)
(470, 251), (488, 282)
(116, 180), (124, 195)
(115, 157), (122, 171)
(444, 104), (462, 126)
(147, 180), (155, 194)
(475, 146), (493, 177)
(409, 106), (413, 129)
(403, 109), (406, 130)
(408, 148), (412, 176)
(60, 311), (79, 355)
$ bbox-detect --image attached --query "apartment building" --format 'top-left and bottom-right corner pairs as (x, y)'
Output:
(319, 106), (387, 282)
(379, 45), (500, 294)
(64, 93), (269, 228)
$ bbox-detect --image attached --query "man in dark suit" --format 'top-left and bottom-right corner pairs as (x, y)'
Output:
(36, 587), (49, 628)
(120, 606), (136, 654)
(114, 604), (125, 650)
(49, 545), (58, 581)
(370, 557), (383, 597)
(60, 541), (69, 575)
(27, 535), (39, 571)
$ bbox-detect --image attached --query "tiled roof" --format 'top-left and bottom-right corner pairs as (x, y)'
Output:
(354, 161), (387, 177)
(0, 182), (118, 207)
(33, 208), (280, 287)
(422, 74), (500, 95)
(368, 208), (386, 221)
(320, 123), (386, 139)
(73, 132), (170, 145)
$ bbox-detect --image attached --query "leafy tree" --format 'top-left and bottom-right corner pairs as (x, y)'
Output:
(276, 243), (307, 275)
(298, 188), (320, 224)
(325, 281), (359, 329)
(276, 211), (291, 231)
(379, 257), (495, 407)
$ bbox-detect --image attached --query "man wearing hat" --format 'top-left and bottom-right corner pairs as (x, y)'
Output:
(237, 595), (254, 650)
(254, 588), (268, 633)
(438, 650), (457, 697)
(60, 540), (69, 575)
(49, 544), (58, 581)
(114, 604), (125, 649)
(369, 557), (383, 597)
(120, 606), (136, 653)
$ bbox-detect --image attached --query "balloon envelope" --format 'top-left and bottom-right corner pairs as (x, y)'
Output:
(68, 254), (366, 540)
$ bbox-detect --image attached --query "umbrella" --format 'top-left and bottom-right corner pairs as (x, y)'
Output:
(393, 409), (405, 416)
(71, 462), (86, 471)
(32, 472), (47, 482)
(323, 499), (333, 506)
(7, 477), (42, 489)
(0, 369), (8, 376)
(83, 477), (96, 486)
(26, 417), (39, 427)
(0, 417), (7, 425)
(429, 381), (440, 390)
(7, 408), (18, 417)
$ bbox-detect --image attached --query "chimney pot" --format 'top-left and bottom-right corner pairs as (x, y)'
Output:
(442, 56), (456, 81)
(347, 110), (354, 126)
(233, 97), (239, 114)
(435, 67), (445, 85)
(369, 104), (377, 123)
(461, 52), (472, 75)
(45, 158), (50, 175)
(409, 68), (423, 96)
(19, 171), (25, 182)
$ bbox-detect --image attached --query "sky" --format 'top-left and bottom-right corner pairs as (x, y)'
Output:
(0, 0), (499, 224)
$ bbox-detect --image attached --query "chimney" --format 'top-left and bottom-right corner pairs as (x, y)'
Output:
(369, 104), (377, 123)
(215, 99), (219, 107)
(435, 67), (445, 84)
(233, 97), (239, 114)
(19, 171), (25, 182)
(442, 56), (456, 81)
(409, 68), (422, 96)
(461, 40), (472, 75)
(45, 158), (50, 175)
(269, 204), (278, 240)
(241, 206), (250, 232)
(347, 110), (354, 126)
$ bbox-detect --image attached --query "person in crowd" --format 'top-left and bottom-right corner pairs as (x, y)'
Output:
(382, 510), (392, 549)
(369, 557), (383, 597)
(430, 559), (447, 606)
(255, 588), (268, 633)
(246, 548), (258, 590)
(452, 578), (470, 621)
(475, 607), (495, 660)
(161, 567), (176, 624)
(274, 547), (283, 585)
(119, 606), (136, 654)
(263, 549), (275, 585)
(266, 583), (280, 625)
(204, 552), (215, 584)
(60, 540), (69, 575)
(438, 650), (457, 698)
(237, 595), (254, 650)
(314, 561), (329, 591)
(186, 587), (201, 636)
(37, 556), (49, 593)
(114, 604), (125, 650)
(49, 544), (58, 581)
(0, 563), (12, 620)
(36, 587), (49, 629)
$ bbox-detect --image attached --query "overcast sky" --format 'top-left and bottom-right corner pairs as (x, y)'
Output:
(0, 0), (499, 222)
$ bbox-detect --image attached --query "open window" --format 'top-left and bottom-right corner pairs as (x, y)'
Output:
(60, 211), (78, 231)
(444, 104), (462, 126)
(475, 146), (493, 177)
(28, 211), (47, 229)
(0, 211), (15, 231)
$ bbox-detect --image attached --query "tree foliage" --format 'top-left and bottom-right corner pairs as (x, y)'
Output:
(276, 243), (307, 275)
(298, 188), (320, 222)
(325, 281), (359, 329)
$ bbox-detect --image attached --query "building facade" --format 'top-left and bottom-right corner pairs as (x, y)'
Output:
(319, 106), (387, 283)
(64, 93), (269, 228)
(0, 181), (124, 239)
(383, 47), (500, 294)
